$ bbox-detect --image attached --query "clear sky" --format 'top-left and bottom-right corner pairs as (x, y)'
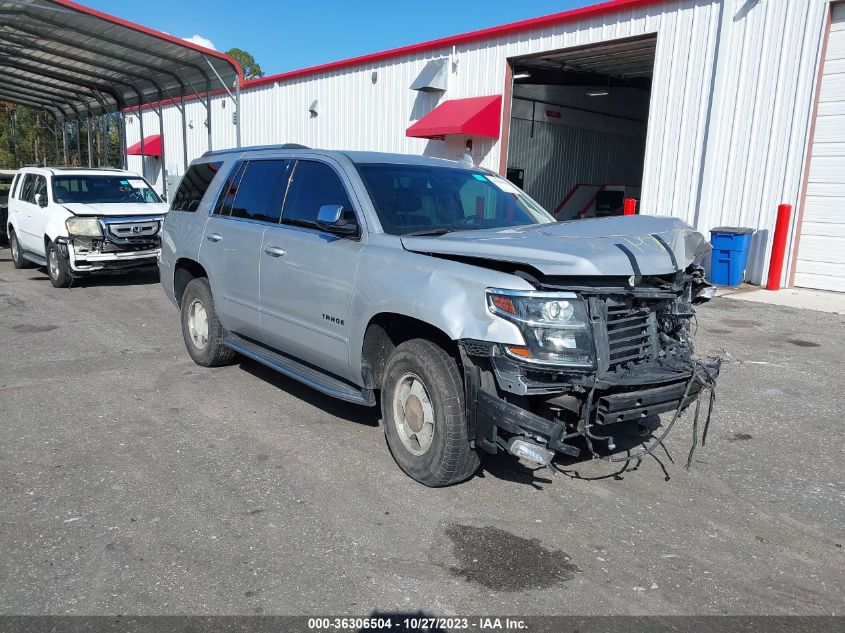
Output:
(81, 0), (593, 77)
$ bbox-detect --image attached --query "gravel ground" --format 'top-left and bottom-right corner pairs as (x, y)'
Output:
(0, 247), (843, 616)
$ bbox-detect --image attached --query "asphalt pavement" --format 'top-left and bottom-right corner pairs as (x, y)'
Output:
(0, 246), (842, 616)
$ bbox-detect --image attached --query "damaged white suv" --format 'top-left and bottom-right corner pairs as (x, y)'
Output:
(6, 167), (168, 287)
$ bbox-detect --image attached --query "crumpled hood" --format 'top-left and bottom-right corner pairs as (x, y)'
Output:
(401, 216), (710, 277)
(62, 202), (168, 217)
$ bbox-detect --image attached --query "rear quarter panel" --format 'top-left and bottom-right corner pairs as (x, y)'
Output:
(159, 157), (238, 305)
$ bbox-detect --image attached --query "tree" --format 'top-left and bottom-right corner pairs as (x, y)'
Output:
(225, 48), (264, 80)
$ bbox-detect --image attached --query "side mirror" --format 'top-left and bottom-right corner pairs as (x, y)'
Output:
(35, 193), (48, 208)
(317, 204), (357, 235)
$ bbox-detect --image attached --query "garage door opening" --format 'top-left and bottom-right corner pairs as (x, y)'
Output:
(505, 35), (655, 220)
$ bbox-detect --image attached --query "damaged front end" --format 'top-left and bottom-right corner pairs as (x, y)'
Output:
(62, 215), (163, 273)
(460, 266), (720, 471)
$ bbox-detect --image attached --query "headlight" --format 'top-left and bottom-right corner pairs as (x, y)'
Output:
(487, 289), (595, 368)
(66, 217), (102, 238)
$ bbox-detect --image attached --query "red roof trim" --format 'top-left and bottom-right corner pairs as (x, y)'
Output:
(244, 0), (667, 89)
(51, 0), (244, 83)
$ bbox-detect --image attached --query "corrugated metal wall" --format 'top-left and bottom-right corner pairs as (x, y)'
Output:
(507, 117), (646, 212)
(126, 0), (832, 286)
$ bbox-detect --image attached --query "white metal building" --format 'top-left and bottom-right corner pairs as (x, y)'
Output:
(125, 0), (844, 292)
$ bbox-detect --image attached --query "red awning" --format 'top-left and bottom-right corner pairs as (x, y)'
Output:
(126, 135), (162, 157)
(406, 95), (502, 140)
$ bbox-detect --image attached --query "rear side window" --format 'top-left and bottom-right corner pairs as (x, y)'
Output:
(281, 160), (353, 228)
(171, 161), (222, 212)
(229, 160), (290, 223)
(19, 174), (35, 203)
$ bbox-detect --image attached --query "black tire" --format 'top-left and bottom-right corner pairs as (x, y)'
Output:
(8, 229), (32, 269)
(180, 277), (235, 367)
(382, 338), (480, 487)
(46, 240), (72, 288)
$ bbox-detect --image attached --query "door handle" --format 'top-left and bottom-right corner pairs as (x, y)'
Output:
(264, 245), (286, 257)
(206, 233), (222, 243)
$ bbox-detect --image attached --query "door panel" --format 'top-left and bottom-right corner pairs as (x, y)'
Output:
(200, 158), (292, 340)
(14, 174), (42, 252)
(259, 159), (363, 381)
(200, 216), (266, 340)
(259, 225), (362, 380)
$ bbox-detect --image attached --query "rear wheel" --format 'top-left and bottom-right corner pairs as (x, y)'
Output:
(8, 229), (32, 269)
(46, 241), (72, 288)
(180, 277), (235, 367)
(382, 338), (480, 487)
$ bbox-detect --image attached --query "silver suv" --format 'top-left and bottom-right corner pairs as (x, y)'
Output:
(160, 146), (719, 486)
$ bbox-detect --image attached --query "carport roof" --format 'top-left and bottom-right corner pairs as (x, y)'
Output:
(0, 0), (243, 121)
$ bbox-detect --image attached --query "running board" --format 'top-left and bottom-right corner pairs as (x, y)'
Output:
(23, 250), (48, 266)
(224, 334), (375, 406)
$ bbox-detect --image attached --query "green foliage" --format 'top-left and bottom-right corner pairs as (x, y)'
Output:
(0, 101), (123, 169)
(225, 48), (264, 80)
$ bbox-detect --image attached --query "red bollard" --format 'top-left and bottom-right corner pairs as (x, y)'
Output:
(766, 203), (792, 291)
(623, 198), (637, 215)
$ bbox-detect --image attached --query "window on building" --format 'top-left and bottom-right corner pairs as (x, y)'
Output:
(171, 161), (223, 212)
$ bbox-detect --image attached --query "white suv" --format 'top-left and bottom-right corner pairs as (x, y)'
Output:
(6, 167), (168, 287)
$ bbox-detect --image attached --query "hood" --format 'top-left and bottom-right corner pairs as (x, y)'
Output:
(62, 202), (169, 217)
(401, 216), (710, 277)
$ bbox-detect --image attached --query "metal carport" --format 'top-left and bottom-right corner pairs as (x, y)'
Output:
(0, 0), (243, 197)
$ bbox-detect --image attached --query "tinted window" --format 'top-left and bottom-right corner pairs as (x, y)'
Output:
(19, 174), (35, 203)
(227, 160), (290, 223)
(282, 160), (353, 228)
(213, 162), (247, 216)
(356, 164), (554, 236)
(171, 161), (222, 212)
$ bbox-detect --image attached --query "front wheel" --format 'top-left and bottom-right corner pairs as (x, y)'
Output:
(46, 241), (72, 288)
(382, 338), (480, 487)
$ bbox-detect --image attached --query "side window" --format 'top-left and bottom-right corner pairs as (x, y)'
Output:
(171, 161), (223, 212)
(281, 160), (354, 228)
(228, 160), (290, 223)
(213, 162), (248, 217)
(10, 174), (21, 198)
(33, 176), (48, 203)
(19, 174), (35, 203)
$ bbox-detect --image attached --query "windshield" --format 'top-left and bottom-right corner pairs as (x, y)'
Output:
(51, 175), (161, 204)
(355, 163), (555, 236)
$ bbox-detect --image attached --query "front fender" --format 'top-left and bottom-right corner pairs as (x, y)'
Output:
(43, 206), (72, 245)
(349, 240), (532, 384)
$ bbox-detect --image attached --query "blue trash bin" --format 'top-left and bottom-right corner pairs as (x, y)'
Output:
(709, 227), (754, 286)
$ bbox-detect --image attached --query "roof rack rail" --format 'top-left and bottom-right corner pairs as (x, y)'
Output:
(201, 143), (311, 158)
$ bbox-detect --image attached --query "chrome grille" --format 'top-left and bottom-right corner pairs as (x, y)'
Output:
(106, 221), (159, 241)
(606, 302), (653, 369)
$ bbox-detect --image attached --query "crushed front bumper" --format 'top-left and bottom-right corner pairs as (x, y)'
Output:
(59, 216), (163, 273)
(464, 352), (720, 461)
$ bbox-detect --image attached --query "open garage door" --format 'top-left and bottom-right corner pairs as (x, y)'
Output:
(794, 3), (845, 292)
(505, 36), (654, 220)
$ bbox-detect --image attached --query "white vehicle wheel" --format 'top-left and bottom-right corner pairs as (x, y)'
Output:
(392, 372), (436, 456)
(186, 298), (210, 349)
(179, 277), (234, 367)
